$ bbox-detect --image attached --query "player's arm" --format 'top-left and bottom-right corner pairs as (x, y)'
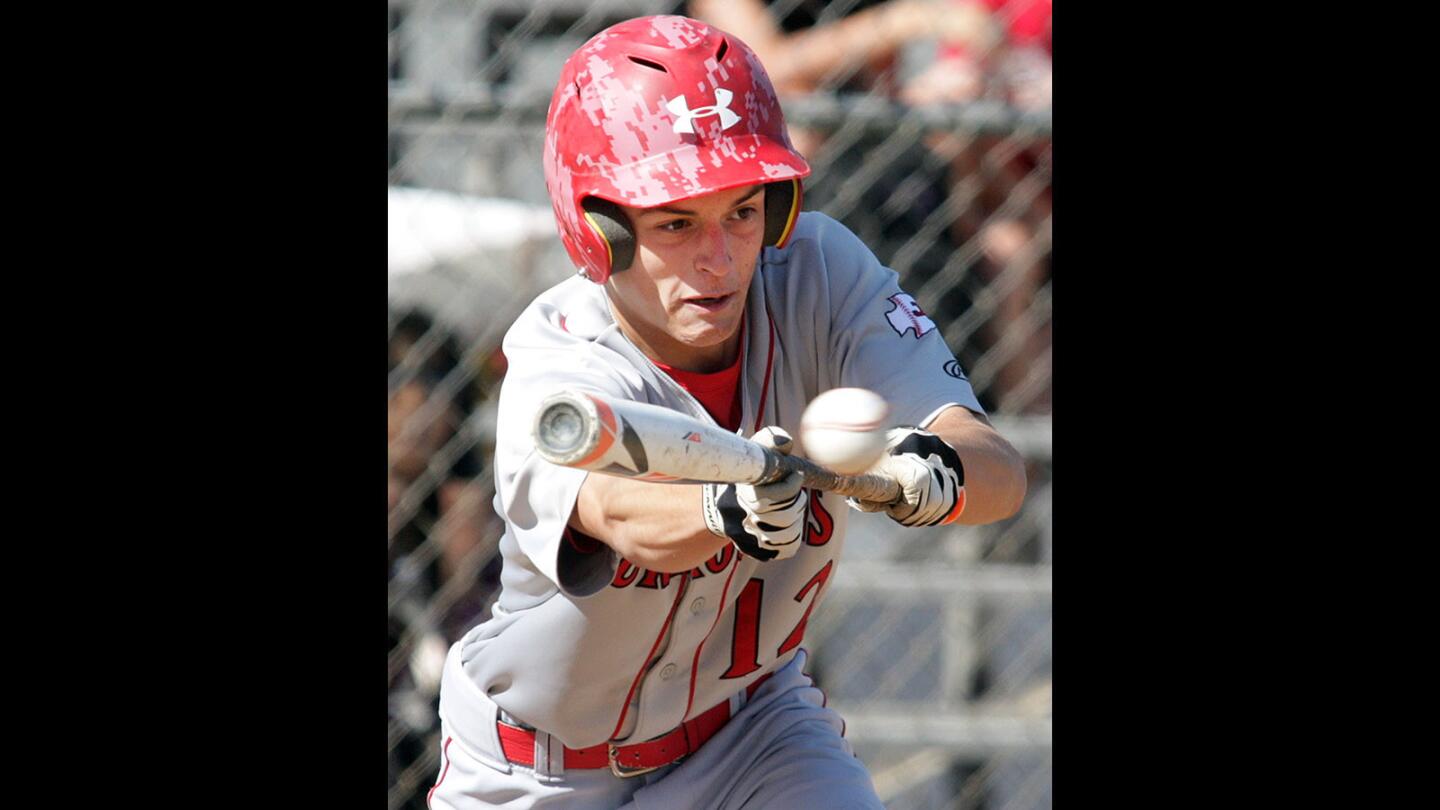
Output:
(851, 404), (1026, 527)
(569, 477), (727, 574)
(570, 426), (810, 572)
(808, 216), (1025, 526)
(921, 405), (1027, 525)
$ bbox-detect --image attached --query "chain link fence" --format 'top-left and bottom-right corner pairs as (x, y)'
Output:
(388, 1), (1051, 807)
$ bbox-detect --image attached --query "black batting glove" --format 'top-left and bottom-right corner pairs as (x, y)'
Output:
(701, 427), (809, 561)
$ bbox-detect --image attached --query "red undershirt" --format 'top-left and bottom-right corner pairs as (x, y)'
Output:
(652, 328), (746, 432)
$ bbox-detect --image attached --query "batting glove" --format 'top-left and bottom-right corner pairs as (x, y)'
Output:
(702, 427), (809, 561)
(848, 427), (966, 527)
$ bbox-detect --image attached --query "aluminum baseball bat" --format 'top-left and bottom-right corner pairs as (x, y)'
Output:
(532, 390), (902, 504)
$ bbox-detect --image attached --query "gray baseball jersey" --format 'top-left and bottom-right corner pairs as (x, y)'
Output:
(451, 211), (983, 750)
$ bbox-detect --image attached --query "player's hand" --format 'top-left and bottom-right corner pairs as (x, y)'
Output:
(848, 427), (966, 527)
(702, 427), (809, 561)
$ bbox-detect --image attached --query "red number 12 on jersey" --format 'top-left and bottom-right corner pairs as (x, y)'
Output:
(720, 560), (834, 679)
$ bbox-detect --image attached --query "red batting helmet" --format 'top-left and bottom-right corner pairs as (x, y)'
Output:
(543, 15), (811, 284)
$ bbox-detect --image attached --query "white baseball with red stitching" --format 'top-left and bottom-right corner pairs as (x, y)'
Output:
(798, 388), (891, 474)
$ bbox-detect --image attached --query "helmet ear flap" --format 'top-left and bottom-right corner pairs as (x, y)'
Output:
(762, 179), (803, 248)
(580, 197), (636, 280)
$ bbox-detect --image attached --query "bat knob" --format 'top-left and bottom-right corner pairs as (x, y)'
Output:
(533, 392), (604, 466)
(537, 400), (586, 455)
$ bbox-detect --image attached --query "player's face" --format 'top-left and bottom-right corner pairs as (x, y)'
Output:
(606, 184), (765, 373)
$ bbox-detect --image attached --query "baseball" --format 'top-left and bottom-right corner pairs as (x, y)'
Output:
(799, 388), (891, 475)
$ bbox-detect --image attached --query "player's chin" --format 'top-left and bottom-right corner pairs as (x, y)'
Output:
(672, 307), (743, 347)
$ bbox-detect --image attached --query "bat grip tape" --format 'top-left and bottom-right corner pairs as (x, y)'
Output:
(762, 451), (901, 504)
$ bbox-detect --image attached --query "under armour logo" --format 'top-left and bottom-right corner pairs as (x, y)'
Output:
(667, 89), (741, 135)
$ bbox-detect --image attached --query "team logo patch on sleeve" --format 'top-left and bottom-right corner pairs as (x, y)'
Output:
(885, 293), (937, 338)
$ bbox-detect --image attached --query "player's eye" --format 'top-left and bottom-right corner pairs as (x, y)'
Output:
(657, 218), (690, 232)
(731, 206), (758, 221)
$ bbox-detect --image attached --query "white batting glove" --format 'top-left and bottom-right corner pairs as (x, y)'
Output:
(702, 427), (809, 561)
(848, 427), (967, 527)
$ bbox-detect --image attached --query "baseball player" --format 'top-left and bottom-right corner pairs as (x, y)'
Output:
(428, 15), (1027, 809)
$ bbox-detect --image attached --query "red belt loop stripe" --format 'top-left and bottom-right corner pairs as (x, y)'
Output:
(496, 673), (772, 774)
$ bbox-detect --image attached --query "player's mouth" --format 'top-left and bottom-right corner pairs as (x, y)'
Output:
(683, 293), (735, 312)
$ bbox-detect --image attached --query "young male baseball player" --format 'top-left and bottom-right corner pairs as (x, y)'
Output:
(428, 15), (1027, 809)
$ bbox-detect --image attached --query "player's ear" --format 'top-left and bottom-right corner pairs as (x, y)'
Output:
(762, 179), (802, 248)
(581, 197), (635, 275)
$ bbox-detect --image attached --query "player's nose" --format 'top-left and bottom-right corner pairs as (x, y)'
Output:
(693, 221), (735, 277)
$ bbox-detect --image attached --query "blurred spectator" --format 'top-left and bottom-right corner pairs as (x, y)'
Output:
(388, 309), (505, 806)
(905, 0), (1051, 413)
(900, 0), (1050, 110)
(690, 0), (1000, 158)
(387, 309), (493, 600)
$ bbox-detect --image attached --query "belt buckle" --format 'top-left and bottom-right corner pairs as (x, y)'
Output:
(607, 743), (663, 778)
